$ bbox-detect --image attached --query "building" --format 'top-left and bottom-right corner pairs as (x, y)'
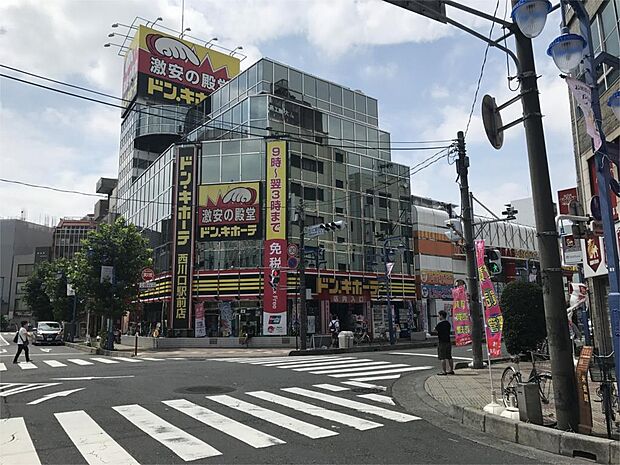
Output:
(52, 217), (97, 259)
(566, 0), (620, 353)
(0, 219), (54, 323)
(113, 23), (415, 338)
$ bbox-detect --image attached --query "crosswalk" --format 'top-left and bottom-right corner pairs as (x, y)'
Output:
(212, 355), (432, 382)
(0, 356), (180, 372)
(0, 385), (420, 464)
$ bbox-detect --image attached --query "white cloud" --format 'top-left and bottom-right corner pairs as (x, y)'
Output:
(430, 85), (450, 99)
(361, 62), (399, 79)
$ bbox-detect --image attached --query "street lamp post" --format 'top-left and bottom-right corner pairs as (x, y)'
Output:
(382, 236), (406, 345)
(512, 0), (620, 404)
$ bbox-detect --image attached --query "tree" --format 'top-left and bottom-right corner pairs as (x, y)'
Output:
(500, 280), (547, 356)
(23, 259), (73, 322)
(71, 217), (151, 321)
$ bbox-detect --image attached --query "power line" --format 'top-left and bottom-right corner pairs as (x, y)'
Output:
(464, 0), (501, 138)
(0, 178), (108, 198)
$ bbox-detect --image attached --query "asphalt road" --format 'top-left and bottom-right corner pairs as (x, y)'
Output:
(0, 334), (579, 464)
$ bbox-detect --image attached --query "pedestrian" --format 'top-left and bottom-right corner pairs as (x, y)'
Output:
(435, 310), (454, 375)
(13, 320), (31, 364)
(329, 314), (340, 348)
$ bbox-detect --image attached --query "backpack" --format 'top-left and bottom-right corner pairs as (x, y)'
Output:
(329, 320), (339, 333)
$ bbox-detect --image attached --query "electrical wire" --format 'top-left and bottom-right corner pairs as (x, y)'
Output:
(464, 0), (501, 138)
(502, 0), (520, 92)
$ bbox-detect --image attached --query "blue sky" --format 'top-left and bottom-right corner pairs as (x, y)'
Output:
(0, 0), (578, 225)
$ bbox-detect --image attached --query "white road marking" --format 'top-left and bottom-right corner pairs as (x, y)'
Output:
(139, 357), (165, 361)
(248, 390), (383, 431)
(0, 349), (7, 354)
(0, 334), (9, 346)
(342, 381), (387, 391)
(389, 351), (472, 361)
(357, 393), (396, 405)
(313, 383), (350, 392)
(293, 360), (387, 371)
(166, 357), (186, 360)
(328, 366), (433, 378)
(0, 363), (5, 372)
(0, 383), (60, 397)
(0, 383), (19, 391)
(207, 395), (338, 439)
(282, 387), (421, 423)
(18, 362), (37, 370)
(113, 404), (221, 460)
(52, 375), (135, 381)
(112, 357), (142, 363)
(310, 363), (400, 375)
(246, 356), (339, 365)
(38, 348), (52, 353)
(43, 360), (67, 367)
(351, 374), (402, 382)
(0, 417), (42, 465)
(28, 388), (85, 405)
(90, 357), (119, 364)
(269, 358), (359, 368)
(68, 359), (93, 366)
(55, 410), (139, 465)
(163, 399), (285, 448)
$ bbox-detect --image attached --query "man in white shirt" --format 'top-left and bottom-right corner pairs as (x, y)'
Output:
(329, 315), (340, 348)
(13, 320), (31, 364)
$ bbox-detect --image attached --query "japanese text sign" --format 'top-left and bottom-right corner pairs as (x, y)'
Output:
(171, 146), (197, 329)
(198, 182), (261, 241)
(452, 285), (472, 347)
(263, 141), (287, 336)
(475, 240), (503, 358)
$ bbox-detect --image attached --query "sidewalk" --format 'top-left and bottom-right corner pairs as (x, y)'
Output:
(392, 361), (619, 464)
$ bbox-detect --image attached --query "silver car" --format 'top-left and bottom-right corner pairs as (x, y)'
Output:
(33, 321), (64, 345)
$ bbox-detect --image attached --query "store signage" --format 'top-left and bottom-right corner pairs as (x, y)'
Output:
(420, 270), (453, 286)
(197, 182), (261, 241)
(562, 235), (583, 265)
(557, 187), (578, 215)
(475, 240), (503, 358)
(122, 25), (240, 112)
(263, 141), (287, 336)
(420, 284), (453, 300)
(452, 285), (472, 347)
(194, 302), (206, 338)
(575, 345), (593, 434)
(141, 267), (155, 281)
(171, 146), (197, 330)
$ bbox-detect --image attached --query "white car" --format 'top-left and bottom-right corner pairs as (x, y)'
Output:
(33, 321), (64, 345)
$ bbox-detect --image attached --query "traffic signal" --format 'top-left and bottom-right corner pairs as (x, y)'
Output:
(269, 268), (281, 289)
(319, 220), (345, 231)
(486, 249), (502, 275)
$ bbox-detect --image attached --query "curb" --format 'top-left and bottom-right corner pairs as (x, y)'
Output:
(399, 371), (618, 464)
(288, 339), (437, 356)
(453, 356), (513, 369)
(64, 341), (136, 357)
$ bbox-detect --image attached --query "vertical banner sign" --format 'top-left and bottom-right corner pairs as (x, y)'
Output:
(575, 346), (593, 434)
(194, 302), (206, 338)
(451, 286), (472, 346)
(263, 141), (287, 335)
(475, 240), (503, 358)
(171, 146), (197, 331)
(565, 77), (602, 151)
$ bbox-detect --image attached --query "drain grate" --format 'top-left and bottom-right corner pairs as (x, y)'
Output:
(174, 385), (235, 395)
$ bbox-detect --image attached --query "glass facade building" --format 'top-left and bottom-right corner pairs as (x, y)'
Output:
(120, 58), (416, 337)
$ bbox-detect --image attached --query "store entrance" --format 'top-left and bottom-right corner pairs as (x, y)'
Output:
(330, 303), (364, 331)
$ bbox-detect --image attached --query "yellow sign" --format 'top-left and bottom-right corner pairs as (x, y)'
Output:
(266, 141), (287, 240)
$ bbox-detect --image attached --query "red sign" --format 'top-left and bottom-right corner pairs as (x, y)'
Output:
(452, 285), (472, 347)
(475, 240), (503, 358)
(141, 267), (155, 282)
(557, 187), (578, 215)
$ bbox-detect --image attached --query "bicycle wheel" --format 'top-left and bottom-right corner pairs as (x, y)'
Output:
(501, 366), (520, 408)
(537, 373), (553, 404)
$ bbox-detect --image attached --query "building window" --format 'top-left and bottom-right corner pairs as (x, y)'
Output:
(335, 151), (345, 163)
(17, 264), (35, 277)
(589, 1), (620, 92)
(335, 179), (344, 188)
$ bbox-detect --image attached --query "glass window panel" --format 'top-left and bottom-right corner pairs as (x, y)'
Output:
(328, 115), (342, 144)
(241, 98), (249, 124)
(222, 140), (240, 154)
(343, 88), (354, 109)
(360, 155), (374, 170)
(233, 103), (241, 125)
(348, 152), (360, 166)
(241, 153), (262, 180)
(212, 91), (221, 112)
(289, 69), (302, 93)
(603, 26), (619, 58)
(219, 81), (229, 107)
(316, 79), (329, 101)
(250, 95), (267, 119)
(238, 71), (247, 96)
(274, 63), (288, 85)
(367, 98), (378, 117)
(355, 92), (366, 114)
(229, 77), (239, 101)
(304, 74), (316, 97)
(354, 123), (367, 144)
(342, 119), (354, 140)
(591, 18), (602, 53)
(241, 138), (262, 153)
(248, 64), (258, 88)
(221, 154), (240, 181)
(601, 1), (616, 40)
(329, 84), (342, 106)
(261, 59), (273, 83)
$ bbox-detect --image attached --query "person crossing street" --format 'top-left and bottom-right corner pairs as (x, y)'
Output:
(13, 320), (31, 364)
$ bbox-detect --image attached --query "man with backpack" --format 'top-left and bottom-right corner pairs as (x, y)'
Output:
(13, 320), (31, 364)
(329, 314), (340, 348)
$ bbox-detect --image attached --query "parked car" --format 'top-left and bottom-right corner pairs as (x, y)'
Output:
(33, 321), (64, 345)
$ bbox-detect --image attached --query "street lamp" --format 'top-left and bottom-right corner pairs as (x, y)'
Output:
(229, 46), (243, 56)
(608, 91), (620, 122)
(512, 0), (620, 403)
(510, 0), (552, 38)
(205, 37), (218, 47)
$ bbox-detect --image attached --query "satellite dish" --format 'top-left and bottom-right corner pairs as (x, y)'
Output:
(482, 94), (504, 150)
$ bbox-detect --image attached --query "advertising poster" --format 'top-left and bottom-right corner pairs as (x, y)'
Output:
(197, 182), (261, 241)
(451, 286), (472, 346)
(171, 146), (197, 330)
(194, 302), (206, 338)
(475, 240), (503, 358)
(263, 141), (288, 335)
(218, 301), (233, 337)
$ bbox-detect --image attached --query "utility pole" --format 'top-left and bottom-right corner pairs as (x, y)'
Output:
(456, 131), (484, 369)
(512, 1), (578, 430)
(297, 200), (307, 350)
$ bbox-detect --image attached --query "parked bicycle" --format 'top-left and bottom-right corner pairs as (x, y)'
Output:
(500, 352), (553, 409)
(590, 352), (619, 439)
(374, 326), (389, 344)
(353, 326), (371, 345)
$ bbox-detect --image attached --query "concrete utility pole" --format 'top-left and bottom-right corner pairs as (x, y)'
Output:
(456, 131), (484, 369)
(511, 0), (578, 430)
(297, 200), (307, 350)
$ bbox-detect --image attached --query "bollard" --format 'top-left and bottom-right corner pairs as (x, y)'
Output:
(134, 332), (138, 357)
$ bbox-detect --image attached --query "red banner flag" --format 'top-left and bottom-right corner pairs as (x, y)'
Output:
(475, 240), (503, 358)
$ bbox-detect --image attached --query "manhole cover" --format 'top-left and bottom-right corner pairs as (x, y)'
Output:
(174, 385), (235, 395)
(351, 387), (384, 394)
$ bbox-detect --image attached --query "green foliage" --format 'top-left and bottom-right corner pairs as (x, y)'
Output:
(500, 280), (547, 355)
(23, 259), (73, 322)
(70, 217), (151, 319)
